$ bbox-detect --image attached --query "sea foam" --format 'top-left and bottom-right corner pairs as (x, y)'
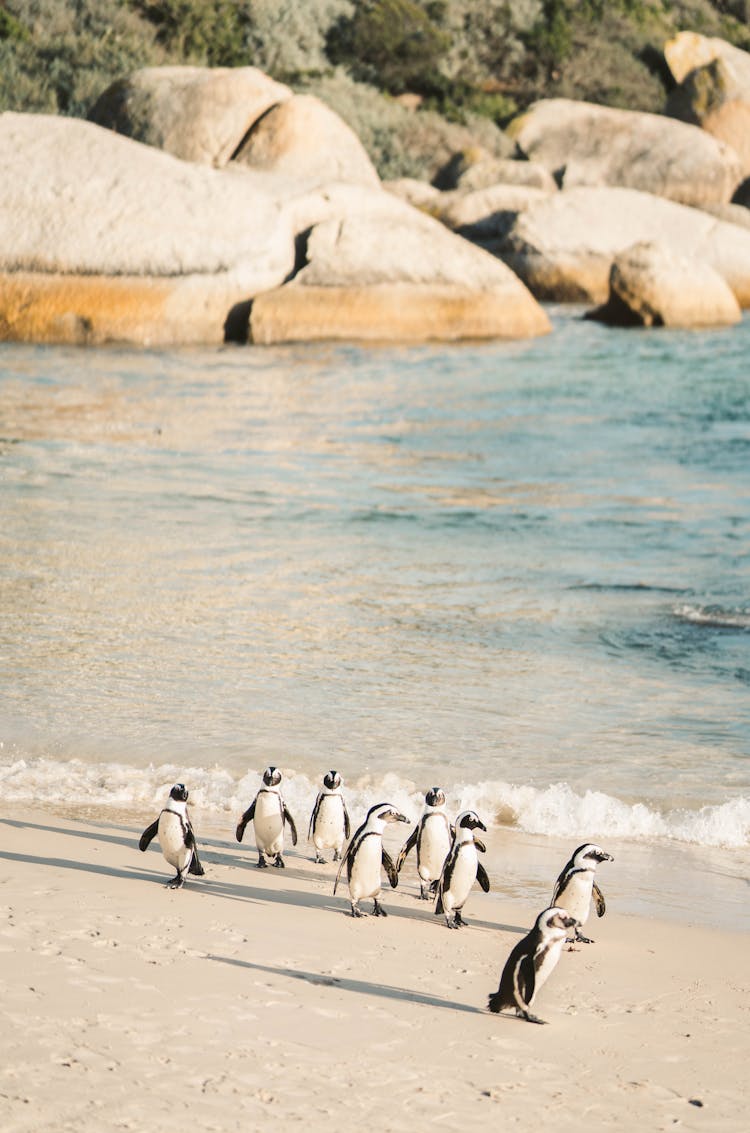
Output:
(1, 755), (747, 850)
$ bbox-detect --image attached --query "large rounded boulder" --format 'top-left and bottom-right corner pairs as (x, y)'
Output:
(88, 65), (293, 167)
(232, 94), (380, 187)
(508, 98), (743, 207)
(249, 183), (551, 344)
(587, 240), (741, 329)
(664, 32), (750, 179)
(0, 111), (295, 345)
(500, 186), (750, 305)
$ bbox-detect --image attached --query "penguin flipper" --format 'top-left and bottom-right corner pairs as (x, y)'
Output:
(434, 881), (445, 915)
(308, 794), (322, 841)
(188, 854), (205, 876)
(473, 836), (487, 854)
(476, 861), (491, 893)
(188, 843), (205, 876)
(333, 844), (350, 895)
(396, 826), (418, 872)
(514, 953), (536, 1014)
(381, 848), (399, 888)
(236, 801), (255, 843)
(138, 819), (159, 852)
(593, 881), (606, 917)
(343, 803), (351, 839)
(284, 806), (298, 846)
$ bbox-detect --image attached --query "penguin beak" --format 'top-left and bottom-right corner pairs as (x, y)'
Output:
(597, 852), (614, 862)
(563, 916), (579, 928)
(477, 819), (487, 832)
(394, 813), (409, 824)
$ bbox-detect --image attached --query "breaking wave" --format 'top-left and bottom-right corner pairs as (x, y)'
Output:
(1, 756), (747, 850)
(673, 604), (750, 632)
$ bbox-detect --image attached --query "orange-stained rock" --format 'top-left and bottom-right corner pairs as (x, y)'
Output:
(0, 272), (252, 346)
(249, 282), (550, 344)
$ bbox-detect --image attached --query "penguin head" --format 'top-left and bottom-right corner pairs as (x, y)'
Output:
(323, 770), (342, 790)
(169, 783), (189, 802)
(425, 786), (446, 808)
(366, 802), (409, 827)
(456, 809), (487, 834)
(572, 843), (613, 867)
(536, 906), (579, 938)
(262, 766), (282, 787)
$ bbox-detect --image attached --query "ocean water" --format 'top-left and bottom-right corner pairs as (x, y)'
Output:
(1, 309), (748, 926)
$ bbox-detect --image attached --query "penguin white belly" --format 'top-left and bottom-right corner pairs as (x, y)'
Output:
(158, 811), (191, 872)
(349, 834), (382, 901)
(531, 939), (565, 1005)
(558, 874), (593, 925)
(419, 817), (451, 882)
(314, 796), (345, 851)
(254, 794), (284, 854)
(444, 846), (477, 911)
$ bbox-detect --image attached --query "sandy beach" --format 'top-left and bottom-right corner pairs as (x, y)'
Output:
(0, 806), (746, 1132)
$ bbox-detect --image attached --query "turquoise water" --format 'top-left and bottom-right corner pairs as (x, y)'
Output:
(1, 309), (748, 885)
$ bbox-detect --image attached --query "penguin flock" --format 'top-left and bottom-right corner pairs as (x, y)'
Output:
(138, 770), (614, 1024)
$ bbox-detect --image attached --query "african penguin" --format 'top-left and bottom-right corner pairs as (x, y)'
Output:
(488, 906), (579, 1024)
(551, 842), (613, 943)
(308, 769), (351, 864)
(396, 786), (454, 899)
(334, 802), (408, 917)
(138, 783), (205, 889)
(236, 766), (298, 868)
(435, 809), (490, 928)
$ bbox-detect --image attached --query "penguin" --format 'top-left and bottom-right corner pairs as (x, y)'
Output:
(435, 809), (490, 928)
(551, 842), (614, 943)
(396, 786), (454, 899)
(138, 783), (205, 889)
(487, 906), (579, 1024)
(308, 769), (351, 863)
(236, 766), (298, 868)
(334, 802), (408, 917)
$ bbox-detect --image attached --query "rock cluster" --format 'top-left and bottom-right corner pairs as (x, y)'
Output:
(0, 66), (548, 347)
(2, 32), (750, 346)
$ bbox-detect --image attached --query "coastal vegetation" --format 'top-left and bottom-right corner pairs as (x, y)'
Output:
(2, 0), (750, 179)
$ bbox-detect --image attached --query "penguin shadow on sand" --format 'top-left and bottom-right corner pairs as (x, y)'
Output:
(206, 953), (483, 1015)
(0, 816), (165, 883)
(0, 816), (140, 851)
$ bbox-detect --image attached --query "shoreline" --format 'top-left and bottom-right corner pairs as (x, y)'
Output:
(8, 799), (749, 931)
(0, 806), (746, 1131)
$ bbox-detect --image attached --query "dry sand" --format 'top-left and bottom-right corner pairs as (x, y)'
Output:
(0, 807), (746, 1132)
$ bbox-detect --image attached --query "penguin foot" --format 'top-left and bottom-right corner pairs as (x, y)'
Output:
(350, 904), (365, 918)
(518, 1009), (547, 1025)
(314, 854), (327, 864)
(372, 900), (388, 917)
(418, 887), (431, 900)
(257, 856), (269, 869)
(272, 855), (285, 868)
(574, 931), (594, 944)
(333, 850), (341, 861)
(445, 918), (460, 929)
(453, 912), (467, 928)
(167, 874), (185, 890)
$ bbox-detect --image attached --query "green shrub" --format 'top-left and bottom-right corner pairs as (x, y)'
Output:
(327, 0), (450, 95)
